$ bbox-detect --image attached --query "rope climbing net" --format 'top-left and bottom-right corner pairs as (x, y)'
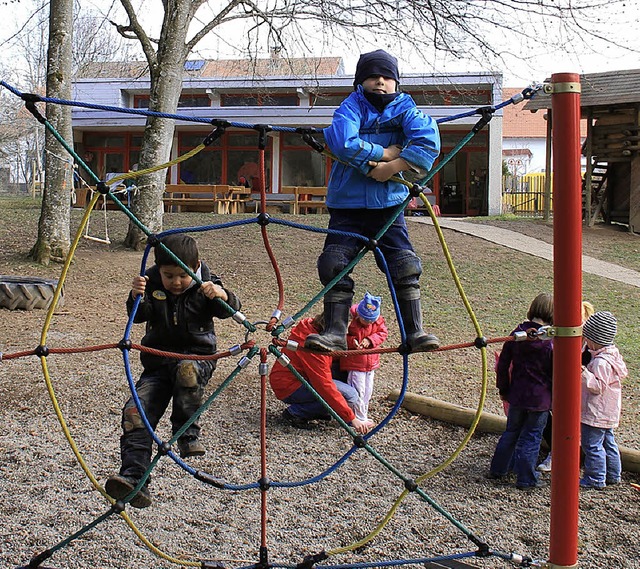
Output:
(0, 80), (546, 569)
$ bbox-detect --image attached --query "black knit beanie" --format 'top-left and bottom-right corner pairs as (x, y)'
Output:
(353, 49), (400, 89)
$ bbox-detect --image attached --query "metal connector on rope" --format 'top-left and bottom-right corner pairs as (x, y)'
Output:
(229, 344), (243, 356)
(513, 331), (529, 342)
(232, 311), (247, 325)
(277, 353), (291, 367)
(521, 83), (545, 100)
(525, 325), (583, 341)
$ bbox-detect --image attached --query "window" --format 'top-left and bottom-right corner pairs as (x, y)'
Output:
(310, 93), (350, 107)
(280, 132), (328, 187)
(177, 131), (272, 190)
(133, 96), (150, 109)
(441, 130), (488, 149)
(408, 88), (492, 106)
(221, 93), (300, 107)
(177, 94), (211, 108)
(133, 93), (211, 109)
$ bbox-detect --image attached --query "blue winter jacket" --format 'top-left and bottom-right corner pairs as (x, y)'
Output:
(323, 86), (440, 209)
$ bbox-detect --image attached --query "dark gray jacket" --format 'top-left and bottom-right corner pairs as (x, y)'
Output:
(126, 261), (241, 370)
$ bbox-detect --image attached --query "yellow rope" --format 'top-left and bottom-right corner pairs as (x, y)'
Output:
(38, 190), (200, 567)
(105, 144), (206, 186)
(328, 192), (489, 555)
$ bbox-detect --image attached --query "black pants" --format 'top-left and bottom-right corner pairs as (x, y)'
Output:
(119, 360), (214, 479)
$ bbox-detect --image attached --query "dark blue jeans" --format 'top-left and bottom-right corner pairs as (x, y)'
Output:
(119, 360), (214, 479)
(283, 380), (359, 420)
(318, 207), (422, 294)
(490, 406), (549, 487)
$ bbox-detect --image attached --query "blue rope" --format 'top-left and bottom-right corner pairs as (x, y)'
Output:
(316, 551), (479, 569)
(1, 80), (541, 134)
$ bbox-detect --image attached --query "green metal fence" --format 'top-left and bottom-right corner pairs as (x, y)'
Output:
(502, 173), (552, 217)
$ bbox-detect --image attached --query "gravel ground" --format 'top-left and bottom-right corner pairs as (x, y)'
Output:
(0, 209), (638, 569)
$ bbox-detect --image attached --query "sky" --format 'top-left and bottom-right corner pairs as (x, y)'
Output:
(1, 0), (639, 89)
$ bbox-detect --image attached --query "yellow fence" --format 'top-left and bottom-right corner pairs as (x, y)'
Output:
(502, 173), (553, 217)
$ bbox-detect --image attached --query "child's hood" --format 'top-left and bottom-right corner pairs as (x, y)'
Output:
(590, 345), (628, 379)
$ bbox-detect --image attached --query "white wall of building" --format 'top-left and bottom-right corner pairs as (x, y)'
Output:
(503, 138), (548, 173)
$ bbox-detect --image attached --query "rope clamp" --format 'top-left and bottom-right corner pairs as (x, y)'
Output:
(530, 325), (582, 340)
(232, 311), (248, 325)
(543, 82), (581, 94)
(277, 353), (291, 367)
(513, 331), (529, 342)
(271, 309), (282, 322)
(258, 362), (269, 376)
(549, 325), (583, 338)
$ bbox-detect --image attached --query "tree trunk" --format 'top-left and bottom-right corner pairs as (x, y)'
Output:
(30, 0), (73, 265)
(123, 4), (189, 250)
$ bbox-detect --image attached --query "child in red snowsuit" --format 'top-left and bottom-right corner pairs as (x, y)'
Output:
(340, 292), (388, 428)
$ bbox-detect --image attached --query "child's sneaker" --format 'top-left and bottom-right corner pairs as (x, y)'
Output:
(537, 455), (552, 472)
(178, 438), (206, 458)
(105, 474), (152, 508)
(579, 478), (605, 491)
(282, 408), (316, 430)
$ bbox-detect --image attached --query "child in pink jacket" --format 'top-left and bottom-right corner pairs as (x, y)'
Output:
(580, 311), (628, 490)
(340, 293), (389, 428)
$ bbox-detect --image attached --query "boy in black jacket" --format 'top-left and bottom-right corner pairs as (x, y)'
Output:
(106, 233), (241, 508)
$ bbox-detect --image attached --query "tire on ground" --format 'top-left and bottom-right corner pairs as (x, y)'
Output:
(0, 276), (64, 311)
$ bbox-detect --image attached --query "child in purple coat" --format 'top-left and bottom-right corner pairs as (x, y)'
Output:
(489, 293), (554, 490)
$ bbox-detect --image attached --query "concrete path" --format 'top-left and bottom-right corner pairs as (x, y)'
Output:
(409, 217), (640, 288)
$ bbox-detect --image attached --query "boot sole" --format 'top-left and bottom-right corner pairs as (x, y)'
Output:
(105, 476), (152, 509)
(304, 338), (346, 353)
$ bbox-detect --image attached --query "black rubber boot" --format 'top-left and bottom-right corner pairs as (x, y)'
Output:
(397, 293), (440, 352)
(304, 292), (352, 352)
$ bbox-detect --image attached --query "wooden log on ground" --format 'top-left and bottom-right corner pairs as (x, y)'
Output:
(387, 389), (640, 474)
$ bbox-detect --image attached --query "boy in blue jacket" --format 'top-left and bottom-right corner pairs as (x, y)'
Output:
(305, 49), (441, 353)
(106, 233), (241, 508)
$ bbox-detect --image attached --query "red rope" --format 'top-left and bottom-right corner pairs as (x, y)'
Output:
(272, 334), (517, 358)
(256, 146), (285, 331)
(134, 341), (256, 360)
(259, 347), (268, 550)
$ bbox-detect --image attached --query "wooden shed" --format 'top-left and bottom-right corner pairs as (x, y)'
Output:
(524, 70), (640, 233)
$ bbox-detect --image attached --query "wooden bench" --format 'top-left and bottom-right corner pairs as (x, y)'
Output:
(163, 184), (244, 213)
(291, 186), (328, 214)
(228, 186), (254, 214)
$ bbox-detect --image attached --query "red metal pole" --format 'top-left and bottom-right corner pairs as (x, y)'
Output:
(549, 73), (582, 568)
